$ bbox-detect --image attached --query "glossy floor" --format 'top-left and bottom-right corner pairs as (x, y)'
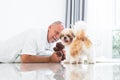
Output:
(0, 63), (120, 80)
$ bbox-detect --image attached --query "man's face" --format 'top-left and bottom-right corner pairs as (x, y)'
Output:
(48, 24), (64, 43)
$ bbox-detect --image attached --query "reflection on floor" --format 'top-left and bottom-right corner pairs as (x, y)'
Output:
(0, 63), (120, 80)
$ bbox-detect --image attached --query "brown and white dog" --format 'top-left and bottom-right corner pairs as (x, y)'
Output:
(60, 21), (95, 64)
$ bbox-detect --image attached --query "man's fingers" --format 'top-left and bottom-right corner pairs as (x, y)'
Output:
(51, 52), (63, 63)
(59, 56), (62, 60)
(58, 56), (62, 62)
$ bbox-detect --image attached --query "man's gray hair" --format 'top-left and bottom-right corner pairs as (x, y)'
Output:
(51, 21), (65, 28)
(52, 21), (63, 25)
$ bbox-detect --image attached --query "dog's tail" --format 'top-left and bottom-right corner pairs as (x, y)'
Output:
(75, 29), (85, 40)
(76, 29), (92, 48)
(73, 21), (87, 30)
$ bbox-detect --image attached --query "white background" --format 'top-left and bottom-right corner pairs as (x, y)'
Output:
(86, 0), (114, 58)
(0, 0), (119, 59)
(0, 0), (66, 41)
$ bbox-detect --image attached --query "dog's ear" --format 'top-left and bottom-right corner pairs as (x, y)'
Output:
(59, 29), (64, 39)
(59, 33), (63, 39)
(69, 29), (75, 37)
(71, 31), (75, 38)
(72, 29), (77, 38)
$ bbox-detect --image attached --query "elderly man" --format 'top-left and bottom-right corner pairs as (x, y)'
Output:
(0, 21), (65, 63)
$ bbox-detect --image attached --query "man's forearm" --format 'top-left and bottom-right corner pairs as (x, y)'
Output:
(20, 54), (50, 63)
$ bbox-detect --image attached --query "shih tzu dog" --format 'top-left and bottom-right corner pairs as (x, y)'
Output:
(60, 21), (95, 64)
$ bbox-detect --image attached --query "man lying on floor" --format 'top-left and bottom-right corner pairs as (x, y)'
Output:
(0, 21), (65, 63)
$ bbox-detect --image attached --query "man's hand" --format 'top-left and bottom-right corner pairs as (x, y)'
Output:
(20, 51), (66, 63)
(49, 52), (62, 63)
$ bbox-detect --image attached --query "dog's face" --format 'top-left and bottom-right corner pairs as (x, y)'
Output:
(60, 29), (75, 45)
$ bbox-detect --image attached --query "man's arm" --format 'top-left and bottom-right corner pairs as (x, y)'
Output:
(20, 52), (62, 63)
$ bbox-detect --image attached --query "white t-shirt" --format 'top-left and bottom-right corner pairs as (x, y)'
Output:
(0, 28), (55, 62)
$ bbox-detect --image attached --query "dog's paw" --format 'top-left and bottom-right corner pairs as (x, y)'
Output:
(61, 60), (70, 64)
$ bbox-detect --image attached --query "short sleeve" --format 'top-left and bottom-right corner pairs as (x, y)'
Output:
(21, 38), (37, 55)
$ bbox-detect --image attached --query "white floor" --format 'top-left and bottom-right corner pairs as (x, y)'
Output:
(0, 63), (120, 80)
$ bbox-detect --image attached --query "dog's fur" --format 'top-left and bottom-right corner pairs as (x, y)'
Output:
(60, 21), (95, 64)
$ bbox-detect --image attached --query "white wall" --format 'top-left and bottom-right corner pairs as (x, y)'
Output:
(115, 0), (120, 26)
(0, 0), (66, 41)
(86, 0), (114, 58)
